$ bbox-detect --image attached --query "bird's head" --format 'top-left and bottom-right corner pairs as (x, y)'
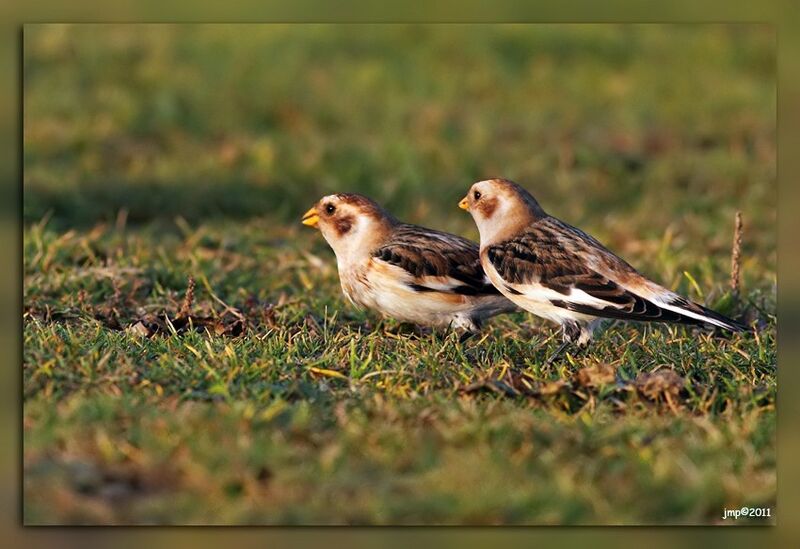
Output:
(302, 193), (396, 260)
(458, 178), (547, 243)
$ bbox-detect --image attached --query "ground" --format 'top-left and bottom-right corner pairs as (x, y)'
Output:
(23, 24), (776, 524)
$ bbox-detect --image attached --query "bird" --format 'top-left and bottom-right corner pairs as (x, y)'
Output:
(301, 192), (517, 335)
(458, 178), (747, 362)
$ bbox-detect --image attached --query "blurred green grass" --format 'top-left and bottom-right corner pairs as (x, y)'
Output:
(24, 24), (775, 244)
(23, 24), (776, 524)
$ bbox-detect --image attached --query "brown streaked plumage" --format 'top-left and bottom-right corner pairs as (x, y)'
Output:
(302, 193), (516, 332)
(459, 178), (747, 361)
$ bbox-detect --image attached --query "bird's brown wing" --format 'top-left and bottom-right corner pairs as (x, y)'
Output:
(373, 224), (501, 296)
(485, 217), (705, 324)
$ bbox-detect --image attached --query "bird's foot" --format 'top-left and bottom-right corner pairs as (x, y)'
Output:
(544, 340), (571, 366)
(384, 323), (431, 339)
(458, 330), (478, 344)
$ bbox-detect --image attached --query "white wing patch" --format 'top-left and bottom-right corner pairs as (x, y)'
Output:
(646, 292), (727, 329)
(503, 280), (627, 309)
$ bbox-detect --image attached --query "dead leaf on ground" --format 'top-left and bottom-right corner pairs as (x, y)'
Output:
(460, 371), (569, 399)
(534, 379), (569, 396)
(127, 321), (150, 338)
(634, 369), (686, 400)
(573, 362), (617, 389)
(459, 378), (521, 398)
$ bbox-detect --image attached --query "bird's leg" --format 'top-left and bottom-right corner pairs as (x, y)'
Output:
(458, 331), (477, 344)
(571, 321), (598, 357)
(452, 315), (481, 345)
(544, 321), (582, 365)
(544, 340), (571, 366)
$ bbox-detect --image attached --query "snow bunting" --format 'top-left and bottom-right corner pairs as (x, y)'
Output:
(459, 178), (746, 361)
(302, 193), (516, 333)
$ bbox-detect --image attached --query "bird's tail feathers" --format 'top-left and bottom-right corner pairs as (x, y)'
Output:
(653, 294), (748, 332)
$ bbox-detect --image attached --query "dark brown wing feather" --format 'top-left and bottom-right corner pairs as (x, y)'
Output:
(374, 224), (500, 296)
(486, 217), (638, 286)
(486, 217), (717, 325)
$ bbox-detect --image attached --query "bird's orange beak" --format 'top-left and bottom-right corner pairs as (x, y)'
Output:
(301, 207), (320, 228)
(458, 197), (470, 211)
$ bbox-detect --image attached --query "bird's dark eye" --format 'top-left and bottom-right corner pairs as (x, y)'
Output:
(473, 191), (482, 200)
(325, 204), (336, 215)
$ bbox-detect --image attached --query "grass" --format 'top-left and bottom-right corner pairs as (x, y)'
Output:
(23, 24), (776, 525)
